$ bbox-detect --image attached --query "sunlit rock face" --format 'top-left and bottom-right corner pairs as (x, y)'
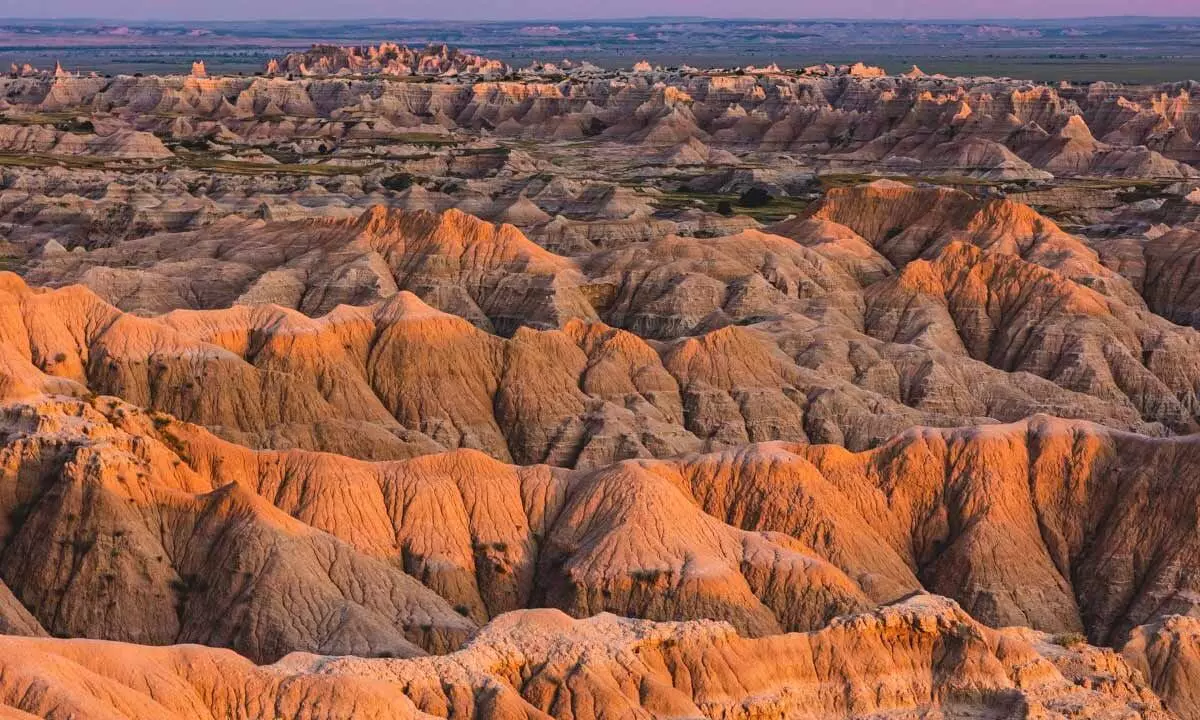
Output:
(3, 50), (1200, 720)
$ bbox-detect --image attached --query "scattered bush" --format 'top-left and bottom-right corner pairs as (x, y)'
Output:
(1052, 632), (1087, 648)
(738, 187), (772, 207)
(380, 173), (414, 192)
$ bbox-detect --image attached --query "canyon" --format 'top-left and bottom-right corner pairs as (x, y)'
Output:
(1, 42), (1200, 719)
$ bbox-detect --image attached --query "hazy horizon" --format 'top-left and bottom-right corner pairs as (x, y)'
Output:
(1, 2), (1197, 22)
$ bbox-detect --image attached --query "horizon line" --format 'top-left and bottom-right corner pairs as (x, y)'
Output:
(2, 14), (1200, 23)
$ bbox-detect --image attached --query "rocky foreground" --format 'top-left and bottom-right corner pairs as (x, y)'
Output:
(6, 198), (1200, 717)
(4, 380), (1200, 654)
(4, 339), (1200, 717)
(1, 597), (1189, 719)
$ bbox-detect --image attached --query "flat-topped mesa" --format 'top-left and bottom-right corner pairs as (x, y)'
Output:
(267, 42), (509, 78)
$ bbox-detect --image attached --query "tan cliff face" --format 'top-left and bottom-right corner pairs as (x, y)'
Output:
(1124, 616), (1200, 720)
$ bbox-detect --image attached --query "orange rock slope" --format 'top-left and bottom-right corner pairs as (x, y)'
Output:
(3, 383), (1200, 668)
(5, 179), (1200, 718)
(16, 183), (1200, 467)
(0, 596), (1179, 719)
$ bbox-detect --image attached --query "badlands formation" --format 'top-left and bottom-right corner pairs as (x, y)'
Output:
(1, 47), (1200, 719)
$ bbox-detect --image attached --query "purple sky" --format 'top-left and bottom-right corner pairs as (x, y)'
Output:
(1, 0), (1197, 21)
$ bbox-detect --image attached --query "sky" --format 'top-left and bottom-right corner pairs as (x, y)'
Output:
(0, 0), (1197, 21)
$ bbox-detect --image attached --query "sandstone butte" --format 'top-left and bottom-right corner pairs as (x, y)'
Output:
(4, 157), (1200, 715)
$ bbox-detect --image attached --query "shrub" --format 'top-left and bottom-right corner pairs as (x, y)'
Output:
(738, 187), (772, 208)
(381, 173), (414, 192)
(1052, 632), (1087, 648)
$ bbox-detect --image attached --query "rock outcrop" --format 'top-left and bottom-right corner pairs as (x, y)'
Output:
(1, 66), (1198, 178)
(15, 187), (1200, 464)
(1095, 223), (1200, 328)
(269, 42), (508, 78)
(0, 597), (1175, 719)
(3, 376), (1200, 660)
(5, 51), (1200, 720)
(1124, 616), (1200, 720)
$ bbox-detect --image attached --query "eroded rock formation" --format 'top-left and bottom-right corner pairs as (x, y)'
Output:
(1, 65), (1198, 178)
(0, 597), (1175, 720)
(4, 51), (1200, 720)
(13, 184), (1200, 466)
(269, 43), (509, 78)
